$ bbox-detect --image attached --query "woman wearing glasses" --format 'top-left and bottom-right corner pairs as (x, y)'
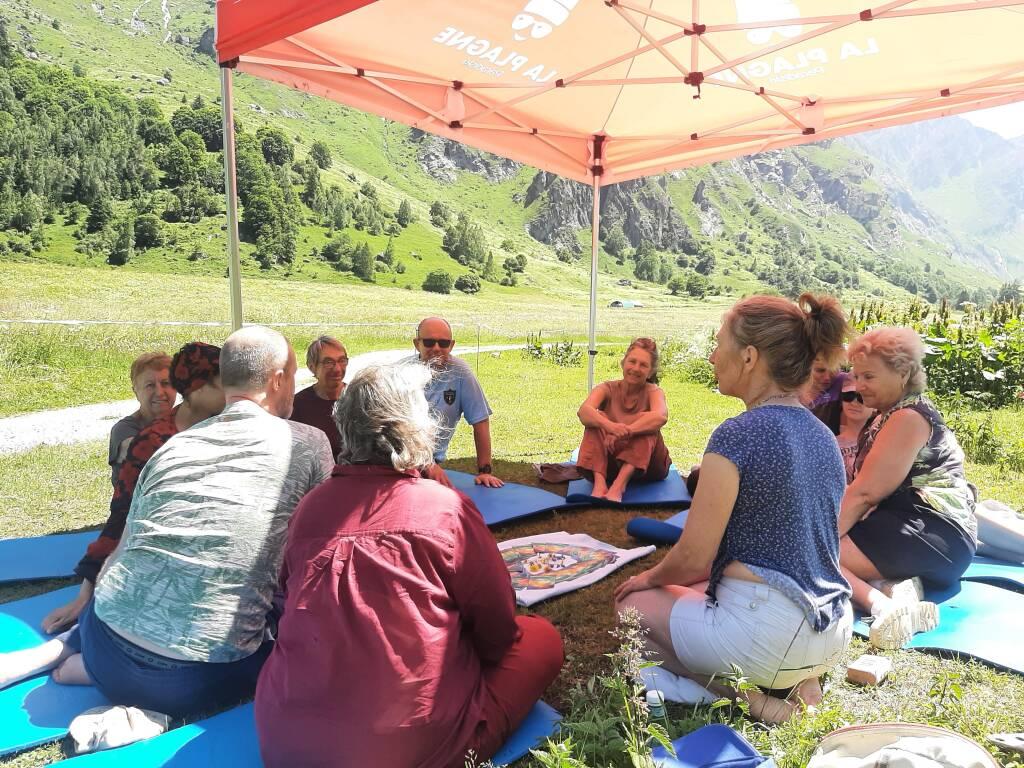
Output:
(575, 338), (672, 503)
(290, 336), (348, 459)
(836, 378), (874, 483)
(840, 327), (977, 649)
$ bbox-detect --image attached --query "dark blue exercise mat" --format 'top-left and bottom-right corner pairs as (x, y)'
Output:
(54, 700), (561, 767)
(626, 510), (689, 544)
(0, 587), (112, 757)
(651, 723), (765, 768)
(566, 469), (692, 508)
(852, 580), (1024, 674)
(962, 555), (1024, 592)
(447, 470), (570, 526)
(0, 530), (96, 583)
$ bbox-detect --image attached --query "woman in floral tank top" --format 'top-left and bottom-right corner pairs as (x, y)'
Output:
(841, 327), (977, 650)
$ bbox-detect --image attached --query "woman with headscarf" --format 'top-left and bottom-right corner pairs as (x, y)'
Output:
(41, 342), (225, 639)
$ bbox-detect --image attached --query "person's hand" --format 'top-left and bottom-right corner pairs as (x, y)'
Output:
(42, 580), (93, 634)
(614, 567), (660, 602)
(475, 472), (504, 488)
(424, 463), (454, 488)
(605, 422), (631, 439)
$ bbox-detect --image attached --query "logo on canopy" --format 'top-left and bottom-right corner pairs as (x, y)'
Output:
(735, 0), (803, 44)
(512, 0), (580, 42)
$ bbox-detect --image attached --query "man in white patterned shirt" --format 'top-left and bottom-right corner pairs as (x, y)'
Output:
(0, 326), (333, 718)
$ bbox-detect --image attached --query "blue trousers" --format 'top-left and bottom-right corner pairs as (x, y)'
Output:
(68, 600), (272, 719)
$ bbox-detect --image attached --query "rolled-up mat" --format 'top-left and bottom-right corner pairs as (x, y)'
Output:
(852, 580), (1024, 673)
(52, 700), (561, 766)
(651, 723), (765, 768)
(447, 470), (571, 526)
(626, 510), (689, 544)
(0, 530), (96, 583)
(0, 586), (110, 756)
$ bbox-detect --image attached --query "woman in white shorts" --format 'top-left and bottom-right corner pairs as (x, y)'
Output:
(616, 293), (854, 723)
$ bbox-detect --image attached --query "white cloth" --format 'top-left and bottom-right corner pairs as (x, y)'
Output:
(499, 531), (654, 607)
(69, 706), (170, 754)
(975, 499), (1024, 562)
(807, 723), (998, 768)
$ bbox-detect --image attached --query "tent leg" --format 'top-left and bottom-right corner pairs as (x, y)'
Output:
(588, 178), (600, 391)
(220, 65), (244, 331)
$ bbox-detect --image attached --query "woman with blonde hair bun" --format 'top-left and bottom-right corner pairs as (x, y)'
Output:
(615, 293), (852, 724)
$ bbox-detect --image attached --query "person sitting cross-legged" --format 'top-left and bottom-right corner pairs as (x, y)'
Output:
(41, 341), (224, 636)
(840, 327), (977, 650)
(255, 362), (564, 768)
(0, 326), (334, 718)
(575, 337), (671, 503)
(614, 293), (853, 724)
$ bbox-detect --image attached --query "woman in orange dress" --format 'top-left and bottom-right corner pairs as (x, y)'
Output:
(576, 338), (671, 503)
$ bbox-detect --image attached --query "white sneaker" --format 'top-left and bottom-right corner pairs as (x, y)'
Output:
(869, 600), (939, 650)
(639, 666), (717, 705)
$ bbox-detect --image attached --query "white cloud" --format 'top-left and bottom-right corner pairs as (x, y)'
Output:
(961, 101), (1024, 140)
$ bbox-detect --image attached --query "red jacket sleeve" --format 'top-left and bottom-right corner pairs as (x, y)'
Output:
(447, 496), (518, 666)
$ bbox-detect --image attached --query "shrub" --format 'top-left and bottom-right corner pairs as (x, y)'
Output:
(455, 273), (481, 294)
(422, 270), (454, 294)
(133, 214), (163, 248)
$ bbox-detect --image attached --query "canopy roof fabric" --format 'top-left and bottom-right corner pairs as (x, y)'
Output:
(217, 0), (1024, 185)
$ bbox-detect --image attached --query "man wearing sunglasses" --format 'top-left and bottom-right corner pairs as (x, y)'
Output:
(413, 316), (503, 488)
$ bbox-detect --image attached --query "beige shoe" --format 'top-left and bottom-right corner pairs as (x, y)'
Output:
(869, 600), (939, 650)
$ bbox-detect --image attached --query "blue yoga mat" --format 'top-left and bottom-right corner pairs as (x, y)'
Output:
(962, 555), (1024, 592)
(627, 510), (689, 544)
(53, 700), (560, 766)
(0, 586), (111, 757)
(652, 723), (764, 768)
(852, 580), (1024, 673)
(566, 469), (692, 508)
(447, 470), (569, 526)
(0, 530), (96, 584)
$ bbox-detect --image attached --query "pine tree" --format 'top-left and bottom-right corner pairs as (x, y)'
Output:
(108, 216), (135, 265)
(352, 241), (375, 281)
(396, 199), (413, 227)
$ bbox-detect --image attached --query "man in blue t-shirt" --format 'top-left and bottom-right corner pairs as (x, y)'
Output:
(412, 316), (503, 488)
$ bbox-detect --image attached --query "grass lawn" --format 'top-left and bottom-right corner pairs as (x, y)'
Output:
(2, 350), (1024, 766)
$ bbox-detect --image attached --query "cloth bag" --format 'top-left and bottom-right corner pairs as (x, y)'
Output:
(806, 723), (998, 768)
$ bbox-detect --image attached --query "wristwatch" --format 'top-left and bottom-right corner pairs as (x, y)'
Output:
(477, 463), (493, 475)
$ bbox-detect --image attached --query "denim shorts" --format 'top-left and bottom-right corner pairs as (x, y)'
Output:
(668, 577), (852, 690)
(72, 600), (272, 719)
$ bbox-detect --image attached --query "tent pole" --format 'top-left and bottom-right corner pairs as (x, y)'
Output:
(220, 63), (244, 331)
(588, 176), (600, 391)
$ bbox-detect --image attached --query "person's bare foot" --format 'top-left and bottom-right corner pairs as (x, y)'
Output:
(52, 653), (92, 686)
(591, 479), (609, 498)
(791, 676), (823, 708)
(744, 689), (797, 724)
(605, 487), (624, 503)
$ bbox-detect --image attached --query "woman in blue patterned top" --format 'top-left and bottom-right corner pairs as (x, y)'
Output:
(615, 293), (852, 724)
(841, 327), (976, 650)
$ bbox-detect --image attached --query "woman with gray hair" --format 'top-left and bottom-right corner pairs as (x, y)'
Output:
(255, 362), (564, 768)
(841, 327), (977, 650)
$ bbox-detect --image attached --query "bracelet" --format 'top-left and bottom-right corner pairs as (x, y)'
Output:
(477, 463), (493, 475)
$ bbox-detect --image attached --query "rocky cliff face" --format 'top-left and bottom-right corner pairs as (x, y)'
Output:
(524, 172), (698, 253)
(411, 130), (519, 184)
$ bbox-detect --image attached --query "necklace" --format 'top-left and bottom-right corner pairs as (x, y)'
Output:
(750, 392), (801, 409)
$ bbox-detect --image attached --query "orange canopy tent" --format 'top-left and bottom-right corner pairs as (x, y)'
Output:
(215, 0), (1024, 386)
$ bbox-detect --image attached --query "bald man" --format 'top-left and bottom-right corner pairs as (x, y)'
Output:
(411, 316), (503, 488)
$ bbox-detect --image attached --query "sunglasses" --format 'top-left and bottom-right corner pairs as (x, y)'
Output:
(841, 390), (864, 404)
(419, 338), (453, 349)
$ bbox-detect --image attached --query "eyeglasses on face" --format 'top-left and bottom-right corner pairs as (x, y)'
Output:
(419, 338), (453, 349)
(319, 357), (349, 368)
(841, 390), (864, 404)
